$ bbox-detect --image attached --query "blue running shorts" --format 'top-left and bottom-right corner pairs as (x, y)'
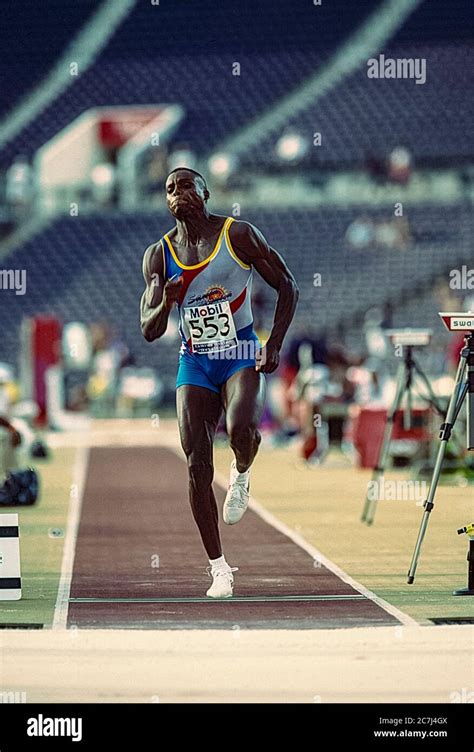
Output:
(176, 324), (260, 394)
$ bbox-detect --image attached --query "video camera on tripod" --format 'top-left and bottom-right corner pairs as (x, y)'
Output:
(361, 328), (437, 525)
(407, 312), (474, 587)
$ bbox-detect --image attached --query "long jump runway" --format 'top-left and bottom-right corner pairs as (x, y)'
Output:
(66, 447), (402, 629)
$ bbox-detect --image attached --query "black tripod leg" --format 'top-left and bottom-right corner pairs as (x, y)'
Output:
(407, 354), (468, 584)
(361, 360), (406, 525)
(467, 344), (474, 450)
(403, 350), (414, 431)
(415, 364), (466, 456)
(413, 363), (444, 414)
(411, 360), (466, 459)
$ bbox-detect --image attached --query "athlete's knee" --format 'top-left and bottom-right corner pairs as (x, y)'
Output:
(228, 421), (260, 451)
(179, 430), (193, 458)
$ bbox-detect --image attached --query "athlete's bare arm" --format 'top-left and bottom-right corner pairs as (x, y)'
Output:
(140, 241), (183, 342)
(228, 220), (299, 373)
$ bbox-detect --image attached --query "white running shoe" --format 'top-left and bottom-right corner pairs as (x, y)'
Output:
(206, 566), (238, 598)
(223, 460), (250, 525)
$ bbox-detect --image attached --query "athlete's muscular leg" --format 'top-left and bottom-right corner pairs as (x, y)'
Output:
(177, 385), (223, 559)
(223, 368), (266, 473)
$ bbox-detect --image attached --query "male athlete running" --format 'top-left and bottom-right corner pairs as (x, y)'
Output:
(140, 168), (298, 597)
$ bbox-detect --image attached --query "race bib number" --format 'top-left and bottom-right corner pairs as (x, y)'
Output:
(184, 300), (238, 354)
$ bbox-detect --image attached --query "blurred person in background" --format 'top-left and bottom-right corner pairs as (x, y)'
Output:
(343, 354), (392, 459)
(345, 215), (375, 251)
(90, 162), (116, 207)
(0, 364), (22, 475)
(280, 326), (328, 437)
(6, 155), (34, 222)
(294, 343), (330, 464)
(374, 216), (411, 250)
(388, 146), (412, 185)
(0, 362), (39, 506)
(363, 305), (389, 362)
(346, 356), (391, 409)
(295, 339), (352, 464)
(434, 277), (463, 312)
(167, 142), (197, 172)
(87, 322), (130, 413)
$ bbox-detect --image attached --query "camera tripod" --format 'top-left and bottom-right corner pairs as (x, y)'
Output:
(408, 329), (474, 586)
(361, 344), (444, 526)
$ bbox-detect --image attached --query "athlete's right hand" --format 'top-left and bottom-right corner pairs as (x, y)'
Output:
(163, 276), (183, 310)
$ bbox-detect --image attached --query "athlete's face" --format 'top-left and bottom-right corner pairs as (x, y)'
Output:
(165, 171), (208, 219)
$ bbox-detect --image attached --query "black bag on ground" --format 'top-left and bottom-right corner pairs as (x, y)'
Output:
(30, 439), (49, 459)
(0, 468), (39, 506)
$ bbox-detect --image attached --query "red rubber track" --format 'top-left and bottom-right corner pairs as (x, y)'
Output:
(67, 447), (400, 629)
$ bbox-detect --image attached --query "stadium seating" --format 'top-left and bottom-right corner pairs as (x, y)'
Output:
(1, 51), (323, 161)
(0, 0), (380, 160)
(0, 0), (98, 117)
(239, 0), (474, 167)
(392, 0), (474, 44)
(243, 43), (474, 168)
(2, 0), (472, 167)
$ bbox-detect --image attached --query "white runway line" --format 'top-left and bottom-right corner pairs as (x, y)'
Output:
(247, 491), (418, 627)
(52, 446), (90, 630)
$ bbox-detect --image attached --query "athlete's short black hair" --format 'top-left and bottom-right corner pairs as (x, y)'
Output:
(166, 167), (207, 191)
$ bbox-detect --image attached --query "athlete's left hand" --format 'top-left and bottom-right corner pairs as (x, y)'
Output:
(255, 342), (280, 373)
